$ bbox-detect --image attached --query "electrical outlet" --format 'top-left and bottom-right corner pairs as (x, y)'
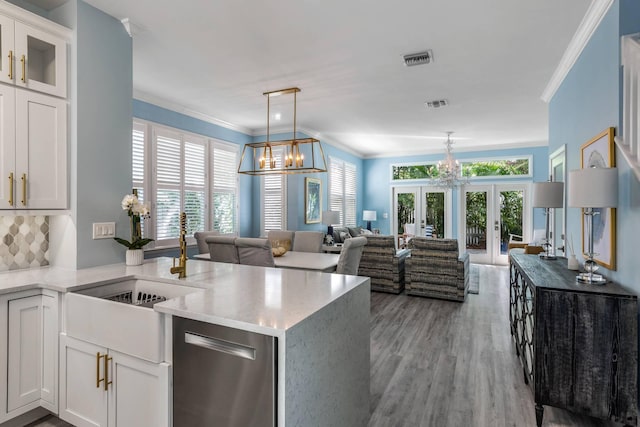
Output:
(93, 222), (116, 239)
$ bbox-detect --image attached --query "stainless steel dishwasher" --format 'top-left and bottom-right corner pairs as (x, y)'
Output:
(173, 317), (277, 426)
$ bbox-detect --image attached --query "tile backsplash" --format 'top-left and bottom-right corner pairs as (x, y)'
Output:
(0, 216), (49, 272)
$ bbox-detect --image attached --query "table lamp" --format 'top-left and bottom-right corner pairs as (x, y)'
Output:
(532, 181), (564, 260)
(567, 167), (618, 284)
(322, 211), (340, 237)
(363, 210), (377, 231)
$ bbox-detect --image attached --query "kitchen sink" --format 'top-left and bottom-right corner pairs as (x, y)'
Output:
(65, 278), (202, 362)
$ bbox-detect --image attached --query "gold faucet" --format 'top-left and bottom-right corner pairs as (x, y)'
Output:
(170, 212), (187, 278)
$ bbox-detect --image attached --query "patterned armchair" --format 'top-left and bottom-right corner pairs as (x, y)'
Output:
(358, 235), (410, 294)
(405, 237), (469, 302)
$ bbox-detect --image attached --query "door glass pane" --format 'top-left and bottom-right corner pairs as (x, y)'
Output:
(553, 162), (565, 254)
(424, 192), (444, 238)
(465, 191), (487, 253)
(396, 193), (415, 235)
(499, 190), (524, 255)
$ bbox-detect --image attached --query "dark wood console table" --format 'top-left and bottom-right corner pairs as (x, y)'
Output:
(509, 253), (638, 427)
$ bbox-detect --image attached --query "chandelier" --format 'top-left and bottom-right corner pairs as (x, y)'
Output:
(237, 87), (327, 175)
(434, 132), (468, 189)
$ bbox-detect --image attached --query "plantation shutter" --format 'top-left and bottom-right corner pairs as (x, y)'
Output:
(132, 122), (147, 236)
(262, 147), (286, 234)
(329, 157), (357, 226)
(184, 137), (206, 236)
(154, 129), (182, 242)
(212, 142), (238, 234)
(344, 162), (357, 226)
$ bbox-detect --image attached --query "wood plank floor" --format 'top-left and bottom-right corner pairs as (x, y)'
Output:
(31, 264), (622, 427)
(369, 264), (619, 427)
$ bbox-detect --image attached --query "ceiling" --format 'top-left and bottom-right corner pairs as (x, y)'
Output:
(79, 0), (591, 158)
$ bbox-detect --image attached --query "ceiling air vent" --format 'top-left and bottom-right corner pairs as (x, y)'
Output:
(403, 50), (433, 67)
(425, 99), (448, 109)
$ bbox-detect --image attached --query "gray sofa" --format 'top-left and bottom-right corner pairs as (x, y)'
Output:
(358, 235), (410, 294)
(405, 237), (469, 302)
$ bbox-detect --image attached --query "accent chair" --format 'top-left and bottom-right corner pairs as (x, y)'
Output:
(405, 237), (469, 302)
(358, 235), (410, 294)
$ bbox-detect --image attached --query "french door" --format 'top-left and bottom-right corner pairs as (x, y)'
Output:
(393, 186), (452, 244)
(461, 183), (530, 265)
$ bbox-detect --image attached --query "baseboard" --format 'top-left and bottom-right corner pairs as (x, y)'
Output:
(0, 407), (50, 427)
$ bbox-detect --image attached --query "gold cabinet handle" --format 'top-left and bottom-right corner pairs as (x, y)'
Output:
(8, 173), (13, 207)
(20, 54), (25, 83)
(21, 173), (26, 206)
(96, 352), (104, 388)
(8, 50), (13, 80)
(104, 355), (113, 391)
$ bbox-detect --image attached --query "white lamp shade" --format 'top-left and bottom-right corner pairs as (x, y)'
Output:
(362, 210), (377, 221)
(568, 167), (618, 208)
(532, 182), (564, 208)
(322, 211), (340, 225)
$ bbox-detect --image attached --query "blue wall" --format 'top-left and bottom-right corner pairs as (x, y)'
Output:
(363, 146), (549, 236)
(549, 0), (640, 290)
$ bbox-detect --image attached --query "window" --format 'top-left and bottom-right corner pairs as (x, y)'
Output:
(133, 120), (239, 248)
(261, 147), (287, 235)
(329, 157), (357, 226)
(392, 157), (532, 181)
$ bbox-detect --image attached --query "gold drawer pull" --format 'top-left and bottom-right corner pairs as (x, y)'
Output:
(8, 173), (13, 207)
(96, 352), (104, 388)
(20, 55), (25, 83)
(21, 173), (26, 206)
(8, 50), (13, 80)
(104, 355), (113, 391)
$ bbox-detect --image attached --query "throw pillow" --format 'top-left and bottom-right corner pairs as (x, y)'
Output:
(348, 226), (363, 237)
(340, 231), (351, 241)
(361, 229), (373, 235)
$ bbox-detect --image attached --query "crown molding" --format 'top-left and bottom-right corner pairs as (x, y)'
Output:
(133, 89), (253, 135)
(362, 139), (548, 159)
(541, 0), (614, 103)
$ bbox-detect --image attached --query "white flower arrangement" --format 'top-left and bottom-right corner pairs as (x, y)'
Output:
(114, 193), (154, 250)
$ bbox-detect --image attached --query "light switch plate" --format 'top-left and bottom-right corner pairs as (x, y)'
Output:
(93, 222), (116, 239)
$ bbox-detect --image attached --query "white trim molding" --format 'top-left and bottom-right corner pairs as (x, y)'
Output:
(541, 0), (615, 103)
(133, 89), (253, 135)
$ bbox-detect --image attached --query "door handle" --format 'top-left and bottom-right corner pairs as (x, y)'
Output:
(185, 331), (256, 360)
(21, 174), (26, 206)
(96, 352), (104, 388)
(8, 173), (13, 207)
(104, 355), (112, 391)
(7, 50), (13, 80)
(20, 55), (25, 83)
(557, 245), (565, 252)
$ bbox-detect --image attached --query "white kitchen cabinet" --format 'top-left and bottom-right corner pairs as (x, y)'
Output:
(0, 10), (67, 98)
(0, 290), (59, 423)
(60, 334), (170, 427)
(0, 86), (67, 210)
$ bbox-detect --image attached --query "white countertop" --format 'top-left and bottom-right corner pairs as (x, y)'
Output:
(0, 257), (369, 336)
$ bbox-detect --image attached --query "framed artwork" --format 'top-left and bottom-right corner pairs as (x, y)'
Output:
(305, 177), (321, 224)
(580, 127), (616, 270)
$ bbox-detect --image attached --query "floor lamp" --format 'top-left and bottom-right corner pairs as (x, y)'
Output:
(532, 181), (564, 260)
(568, 167), (618, 284)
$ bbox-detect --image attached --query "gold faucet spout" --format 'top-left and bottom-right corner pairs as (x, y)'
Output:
(171, 212), (188, 278)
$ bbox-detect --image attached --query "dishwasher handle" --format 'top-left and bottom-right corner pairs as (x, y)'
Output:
(185, 331), (256, 360)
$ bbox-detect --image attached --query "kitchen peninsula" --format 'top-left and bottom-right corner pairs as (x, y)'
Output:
(0, 258), (370, 427)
